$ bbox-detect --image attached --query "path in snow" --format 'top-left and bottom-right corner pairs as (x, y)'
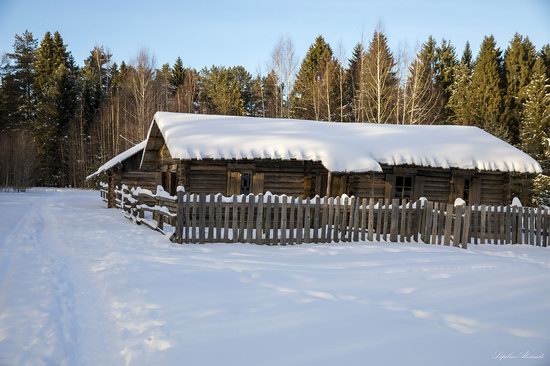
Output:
(0, 189), (549, 366)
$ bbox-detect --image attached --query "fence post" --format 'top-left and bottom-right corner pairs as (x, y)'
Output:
(176, 190), (184, 244)
(452, 205), (463, 247)
(443, 203), (453, 246)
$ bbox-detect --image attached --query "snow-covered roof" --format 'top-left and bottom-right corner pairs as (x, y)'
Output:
(145, 112), (541, 174)
(86, 140), (147, 180)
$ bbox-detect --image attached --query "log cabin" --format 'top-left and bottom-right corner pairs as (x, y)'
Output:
(87, 112), (542, 206)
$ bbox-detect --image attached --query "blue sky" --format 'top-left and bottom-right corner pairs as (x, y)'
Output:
(1, 0), (549, 72)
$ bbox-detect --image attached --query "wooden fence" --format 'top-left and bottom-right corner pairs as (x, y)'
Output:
(108, 184), (550, 249)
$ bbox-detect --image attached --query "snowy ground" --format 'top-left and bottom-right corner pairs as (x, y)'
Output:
(1, 189), (549, 366)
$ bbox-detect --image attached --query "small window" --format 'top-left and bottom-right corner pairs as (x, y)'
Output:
(463, 178), (471, 204)
(240, 173), (252, 195)
(395, 176), (413, 200)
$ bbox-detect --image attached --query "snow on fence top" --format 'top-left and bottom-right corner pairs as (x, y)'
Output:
(149, 112), (542, 174)
(86, 140), (147, 180)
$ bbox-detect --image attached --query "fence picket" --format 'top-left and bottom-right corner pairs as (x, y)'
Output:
(353, 197), (360, 242)
(383, 199), (390, 241)
(288, 196), (295, 244)
(223, 201), (230, 242)
(304, 198), (311, 244)
(272, 196), (280, 245)
(340, 197), (348, 242)
(399, 199), (407, 242)
(376, 199), (382, 242)
(208, 194), (215, 242)
(296, 198), (303, 244)
(334, 197), (341, 242)
(281, 196), (288, 246)
(256, 194), (264, 245)
(461, 205), (471, 249)
(348, 196), (356, 241)
(264, 195), (272, 245)
(321, 197), (328, 242)
(367, 198), (374, 242)
(390, 198), (399, 242)
(215, 194), (223, 242)
(199, 193), (206, 244)
(326, 197), (334, 243)
(313, 196), (320, 243)
(232, 195), (239, 243)
(431, 202), (439, 245)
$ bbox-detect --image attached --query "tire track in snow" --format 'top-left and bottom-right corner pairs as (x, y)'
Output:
(0, 191), (122, 366)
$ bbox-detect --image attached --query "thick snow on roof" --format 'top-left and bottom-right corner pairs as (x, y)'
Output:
(149, 112), (542, 174)
(86, 141), (147, 180)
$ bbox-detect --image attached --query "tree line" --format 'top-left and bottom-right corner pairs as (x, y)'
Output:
(0, 29), (549, 200)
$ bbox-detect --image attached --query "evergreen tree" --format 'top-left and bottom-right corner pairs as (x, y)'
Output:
(469, 35), (506, 139)
(2, 30), (38, 130)
(199, 65), (253, 116)
(447, 62), (472, 125)
(403, 36), (442, 124)
(171, 57), (185, 90)
(520, 57), (550, 169)
(290, 36), (340, 121)
(540, 44), (550, 80)
(503, 33), (537, 144)
(434, 39), (458, 122)
(461, 41), (473, 70)
(33, 31), (79, 186)
(360, 30), (398, 123)
(346, 42), (365, 121)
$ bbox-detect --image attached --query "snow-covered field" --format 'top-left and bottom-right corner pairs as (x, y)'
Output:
(1, 189), (549, 366)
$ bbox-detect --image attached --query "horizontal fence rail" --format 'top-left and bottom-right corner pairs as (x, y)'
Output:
(109, 184), (550, 249)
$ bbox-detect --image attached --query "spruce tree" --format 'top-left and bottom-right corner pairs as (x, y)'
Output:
(171, 57), (185, 90)
(520, 57), (550, 169)
(447, 62), (472, 125)
(3, 30), (37, 129)
(468, 35), (506, 139)
(290, 36), (340, 121)
(503, 33), (537, 144)
(541, 44), (550, 80)
(360, 30), (398, 123)
(461, 41), (473, 70)
(404, 36), (442, 124)
(346, 42), (365, 121)
(33, 31), (79, 186)
(434, 39), (458, 122)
